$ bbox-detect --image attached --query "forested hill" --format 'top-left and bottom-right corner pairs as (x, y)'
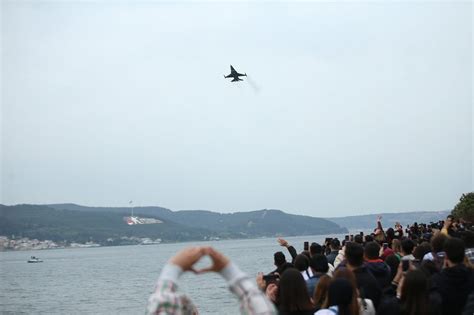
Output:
(48, 203), (348, 236)
(0, 204), (348, 244)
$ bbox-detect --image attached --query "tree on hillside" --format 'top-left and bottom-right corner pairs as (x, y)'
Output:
(452, 192), (474, 222)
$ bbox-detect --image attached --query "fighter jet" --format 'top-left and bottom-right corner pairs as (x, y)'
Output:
(224, 65), (247, 82)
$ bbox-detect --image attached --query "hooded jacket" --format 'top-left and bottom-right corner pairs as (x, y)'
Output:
(366, 259), (392, 289)
(353, 265), (382, 309)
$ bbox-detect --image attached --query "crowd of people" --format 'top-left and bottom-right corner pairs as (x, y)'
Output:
(146, 215), (474, 315)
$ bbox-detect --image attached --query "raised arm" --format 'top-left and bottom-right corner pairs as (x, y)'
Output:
(147, 247), (277, 315)
(278, 238), (297, 262)
(377, 216), (384, 232)
(146, 247), (203, 314)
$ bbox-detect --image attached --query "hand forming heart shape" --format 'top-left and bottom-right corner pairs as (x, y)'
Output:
(169, 246), (230, 274)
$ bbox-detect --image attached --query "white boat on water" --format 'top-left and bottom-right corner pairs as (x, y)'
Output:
(27, 256), (43, 263)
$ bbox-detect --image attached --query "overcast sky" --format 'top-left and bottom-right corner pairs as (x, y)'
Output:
(1, 1), (472, 217)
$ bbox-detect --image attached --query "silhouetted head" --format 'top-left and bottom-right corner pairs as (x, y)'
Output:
(386, 227), (395, 240)
(364, 241), (381, 260)
(353, 234), (363, 244)
(345, 242), (364, 268)
(330, 238), (340, 250)
(444, 237), (465, 264)
(430, 233), (448, 253)
(413, 242), (431, 260)
(384, 254), (400, 281)
(294, 254), (310, 272)
(401, 239), (415, 255)
(310, 254), (329, 273)
(274, 251), (286, 267)
(310, 242), (322, 256)
(365, 234), (374, 243)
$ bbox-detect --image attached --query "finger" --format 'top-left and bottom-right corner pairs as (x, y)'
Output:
(206, 247), (224, 261)
(189, 247), (206, 261)
(194, 267), (215, 274)
(267, 283), (277, 290)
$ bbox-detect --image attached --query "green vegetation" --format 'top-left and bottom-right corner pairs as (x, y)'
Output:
(0, 205), (219, 244)
(452, 192), (474, 222)
(0, 204), (348, 245)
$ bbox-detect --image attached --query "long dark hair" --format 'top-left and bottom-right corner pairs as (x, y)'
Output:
(400, 269), (430, 315)
(313, 275), (331, 311)
(333, 269), (360, 315)
(278, 268), (314, 312)
(327, 278), (353, 315)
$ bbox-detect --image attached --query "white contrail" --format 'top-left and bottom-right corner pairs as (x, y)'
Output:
(246, 75), (261, 94)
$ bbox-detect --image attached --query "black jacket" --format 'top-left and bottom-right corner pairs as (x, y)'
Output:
(272, 262), (294, 275)
(326, 250), (338, 266)
(377, 291), (442, 315)
(353, 265), (382, 309)
(431, 264), (474, 315)
(366, 260), (392, 289)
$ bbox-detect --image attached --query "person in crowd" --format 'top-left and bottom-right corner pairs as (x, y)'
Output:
(441, 215), (458, 237)
(431, 237), (474, 315)
(462, 292), (474, 315)
(374, 216), (386, 243)
(326, 238), (340, 266)
(423, 233), (447, 271)
(272, 251), (294, 275)
(310, 242), (335, 276)
(419, 259), (440, 277)
(384, 254), (400, 283)
(385, 228), (395, 245)
(306, 254), (329, 297)
(310, 243), (323, 256)
(332, 269), (361, 315)
(278, 238), (298, 262)
(400, 239), (416, 261)
(413, 242), (431, 262)
(364, 241), (391, 289)
(344, 242), (382, 309)
(312, 275), (332, 311)
(315, 278), (354, 315)
(459, 230), (474, 265)
(147, 246), (277, 315)
(294, 254), (310, 273)
(335, 268), (376, 315)
(333, 242), (347, 269)
(378, 266), (441, 315)
(364, 235), (374, 243)
(278, 268), (316, 315)
(354, 234), (364, 245)
(394, 222), (404, 239)
(390, 239), (402, 260)
(381, 242), (395, 260)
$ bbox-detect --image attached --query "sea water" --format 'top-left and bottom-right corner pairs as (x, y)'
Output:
(0, 233), (348, 314)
